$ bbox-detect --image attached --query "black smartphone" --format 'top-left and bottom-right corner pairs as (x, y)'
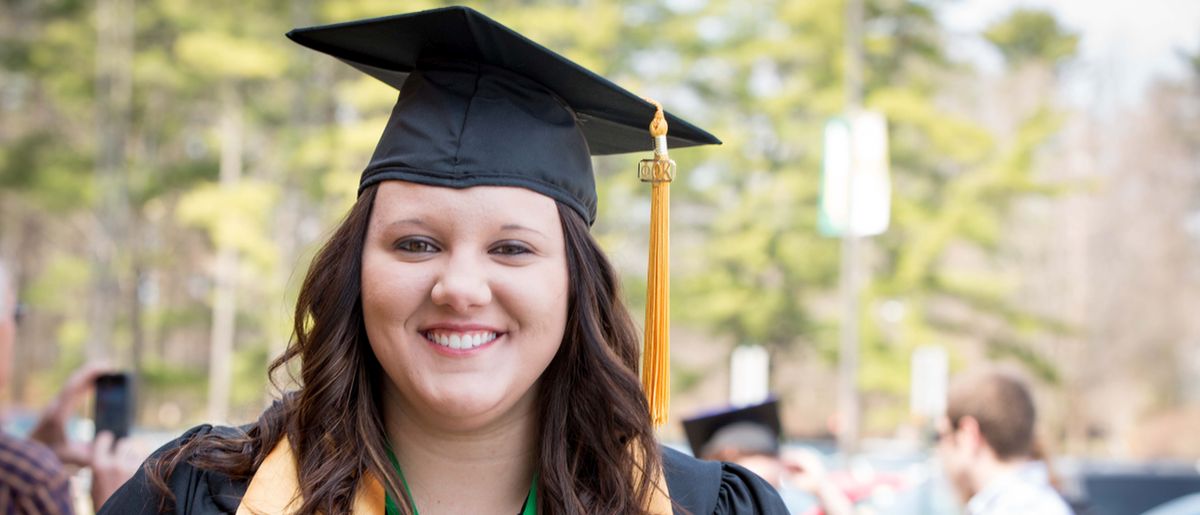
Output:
(94, 372), (133, 440)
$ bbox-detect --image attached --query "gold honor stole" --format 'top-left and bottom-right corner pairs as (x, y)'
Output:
(237, 437), (673, 514)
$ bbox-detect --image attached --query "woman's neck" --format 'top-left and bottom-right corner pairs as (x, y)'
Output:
(384, 393), (538, 515)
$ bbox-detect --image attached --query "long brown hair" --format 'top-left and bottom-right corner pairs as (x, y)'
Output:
(146, 183), (661, 514)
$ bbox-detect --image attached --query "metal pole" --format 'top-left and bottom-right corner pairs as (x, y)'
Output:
(836, 0), (864, 458)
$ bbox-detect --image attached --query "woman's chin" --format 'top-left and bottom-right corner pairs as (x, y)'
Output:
(417, 388), (528, 429)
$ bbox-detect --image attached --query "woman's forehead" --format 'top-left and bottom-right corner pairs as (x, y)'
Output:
(370, 181), (561, 230)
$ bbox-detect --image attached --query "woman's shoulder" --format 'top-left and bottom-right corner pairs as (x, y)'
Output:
(97, 424), (252, 515)
(661, 446), (791, 515)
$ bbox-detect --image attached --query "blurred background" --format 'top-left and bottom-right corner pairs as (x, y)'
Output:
(2, 0), (1199, 513)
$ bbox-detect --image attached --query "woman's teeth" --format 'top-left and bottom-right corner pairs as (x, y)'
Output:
(424, 331), (498, 350)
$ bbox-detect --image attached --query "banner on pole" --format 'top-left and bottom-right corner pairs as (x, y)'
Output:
(730, 344), (770, 407)
(819, 111), (891, 237)
(910, 345), (948, 419)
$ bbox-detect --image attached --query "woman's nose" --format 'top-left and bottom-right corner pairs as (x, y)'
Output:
(430, 252), (492, 312)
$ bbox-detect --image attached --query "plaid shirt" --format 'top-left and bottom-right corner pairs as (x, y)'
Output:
(0, 432), (73, 515)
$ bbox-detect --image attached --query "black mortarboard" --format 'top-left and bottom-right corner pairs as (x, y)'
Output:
(682, 400), (783, 458)
(286, 6), (720, 225)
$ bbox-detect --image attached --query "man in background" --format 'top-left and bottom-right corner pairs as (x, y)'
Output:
(936, 368), (1073, 515)
(0, 259), (140, 513)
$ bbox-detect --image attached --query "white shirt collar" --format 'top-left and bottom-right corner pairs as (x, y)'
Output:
(966, 461), (1053, 515)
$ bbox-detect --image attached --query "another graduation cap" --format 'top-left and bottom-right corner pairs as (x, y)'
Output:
(288, 6), (719, 426)
(683, 400), (783, 459)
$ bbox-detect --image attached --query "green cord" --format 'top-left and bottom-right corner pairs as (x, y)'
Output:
(384, 447), (538, 515)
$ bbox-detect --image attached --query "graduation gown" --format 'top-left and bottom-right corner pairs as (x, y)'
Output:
(99, 424), (790, 515)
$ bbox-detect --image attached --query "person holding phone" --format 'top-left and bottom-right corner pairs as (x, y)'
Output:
(0, 259), (143, 513)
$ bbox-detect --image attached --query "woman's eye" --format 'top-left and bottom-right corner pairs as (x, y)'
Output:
(490, 242), (532, 256)
(394, 239), (439, 253)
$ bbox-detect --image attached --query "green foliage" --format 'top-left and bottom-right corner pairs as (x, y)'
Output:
(25, 255), (91, 311)
(175, 31), (287, 80)
(142, 360), (207, 392)
(231, 342), (270, 405)
(0, 0), (1082, 431)
(671, 362), (708, 394)
(1188, 46), (1200, 78)
(984, 8), (1080, 68)
(870, 88), (994, 165)
(176, 180), (280, 270)
(985, 336), (1060, 384)
(625, 0), (1078, 427)
(0, 133), (95, 211)
(55, 319), (89, 359)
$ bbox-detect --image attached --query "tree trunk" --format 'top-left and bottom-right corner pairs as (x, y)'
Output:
(89, 0), (133, 360)
(207, 84), (242, 423)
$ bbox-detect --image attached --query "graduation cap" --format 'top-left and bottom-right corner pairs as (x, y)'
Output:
(682, 400), (783, 458)
(287, 6), (718, 225)
(288, 6), (719, 426)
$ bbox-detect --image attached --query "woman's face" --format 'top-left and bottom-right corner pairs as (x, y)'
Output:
(361, 181), (569, 431)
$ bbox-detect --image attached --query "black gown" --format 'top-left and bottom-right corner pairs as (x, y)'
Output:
(99, 425), (790, 515)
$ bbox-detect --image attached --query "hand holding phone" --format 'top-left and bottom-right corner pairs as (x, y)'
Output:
(28, 363), (111, 466)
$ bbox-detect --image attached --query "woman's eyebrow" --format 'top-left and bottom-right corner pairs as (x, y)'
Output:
(500, 223), (547, 238)
(387, 218), (428, 229)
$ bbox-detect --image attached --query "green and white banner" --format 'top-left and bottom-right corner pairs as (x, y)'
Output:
(819, 111), (891, 237)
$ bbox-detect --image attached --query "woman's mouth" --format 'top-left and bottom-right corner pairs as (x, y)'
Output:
(422, 330), (500, 351)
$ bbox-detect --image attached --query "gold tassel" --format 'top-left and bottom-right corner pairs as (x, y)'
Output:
(639, 100), (675, 427)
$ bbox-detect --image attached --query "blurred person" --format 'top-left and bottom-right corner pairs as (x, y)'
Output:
(686, 399), (854, 514)
(935, 369), (1073, 515)
(99, 7), (786, 515)
(781, 449), (857, 515)
(0, 259), (142, 513)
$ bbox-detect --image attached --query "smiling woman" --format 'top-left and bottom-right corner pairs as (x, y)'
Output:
(361, 182), (569, 431)
(96, 6), (786, 515)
